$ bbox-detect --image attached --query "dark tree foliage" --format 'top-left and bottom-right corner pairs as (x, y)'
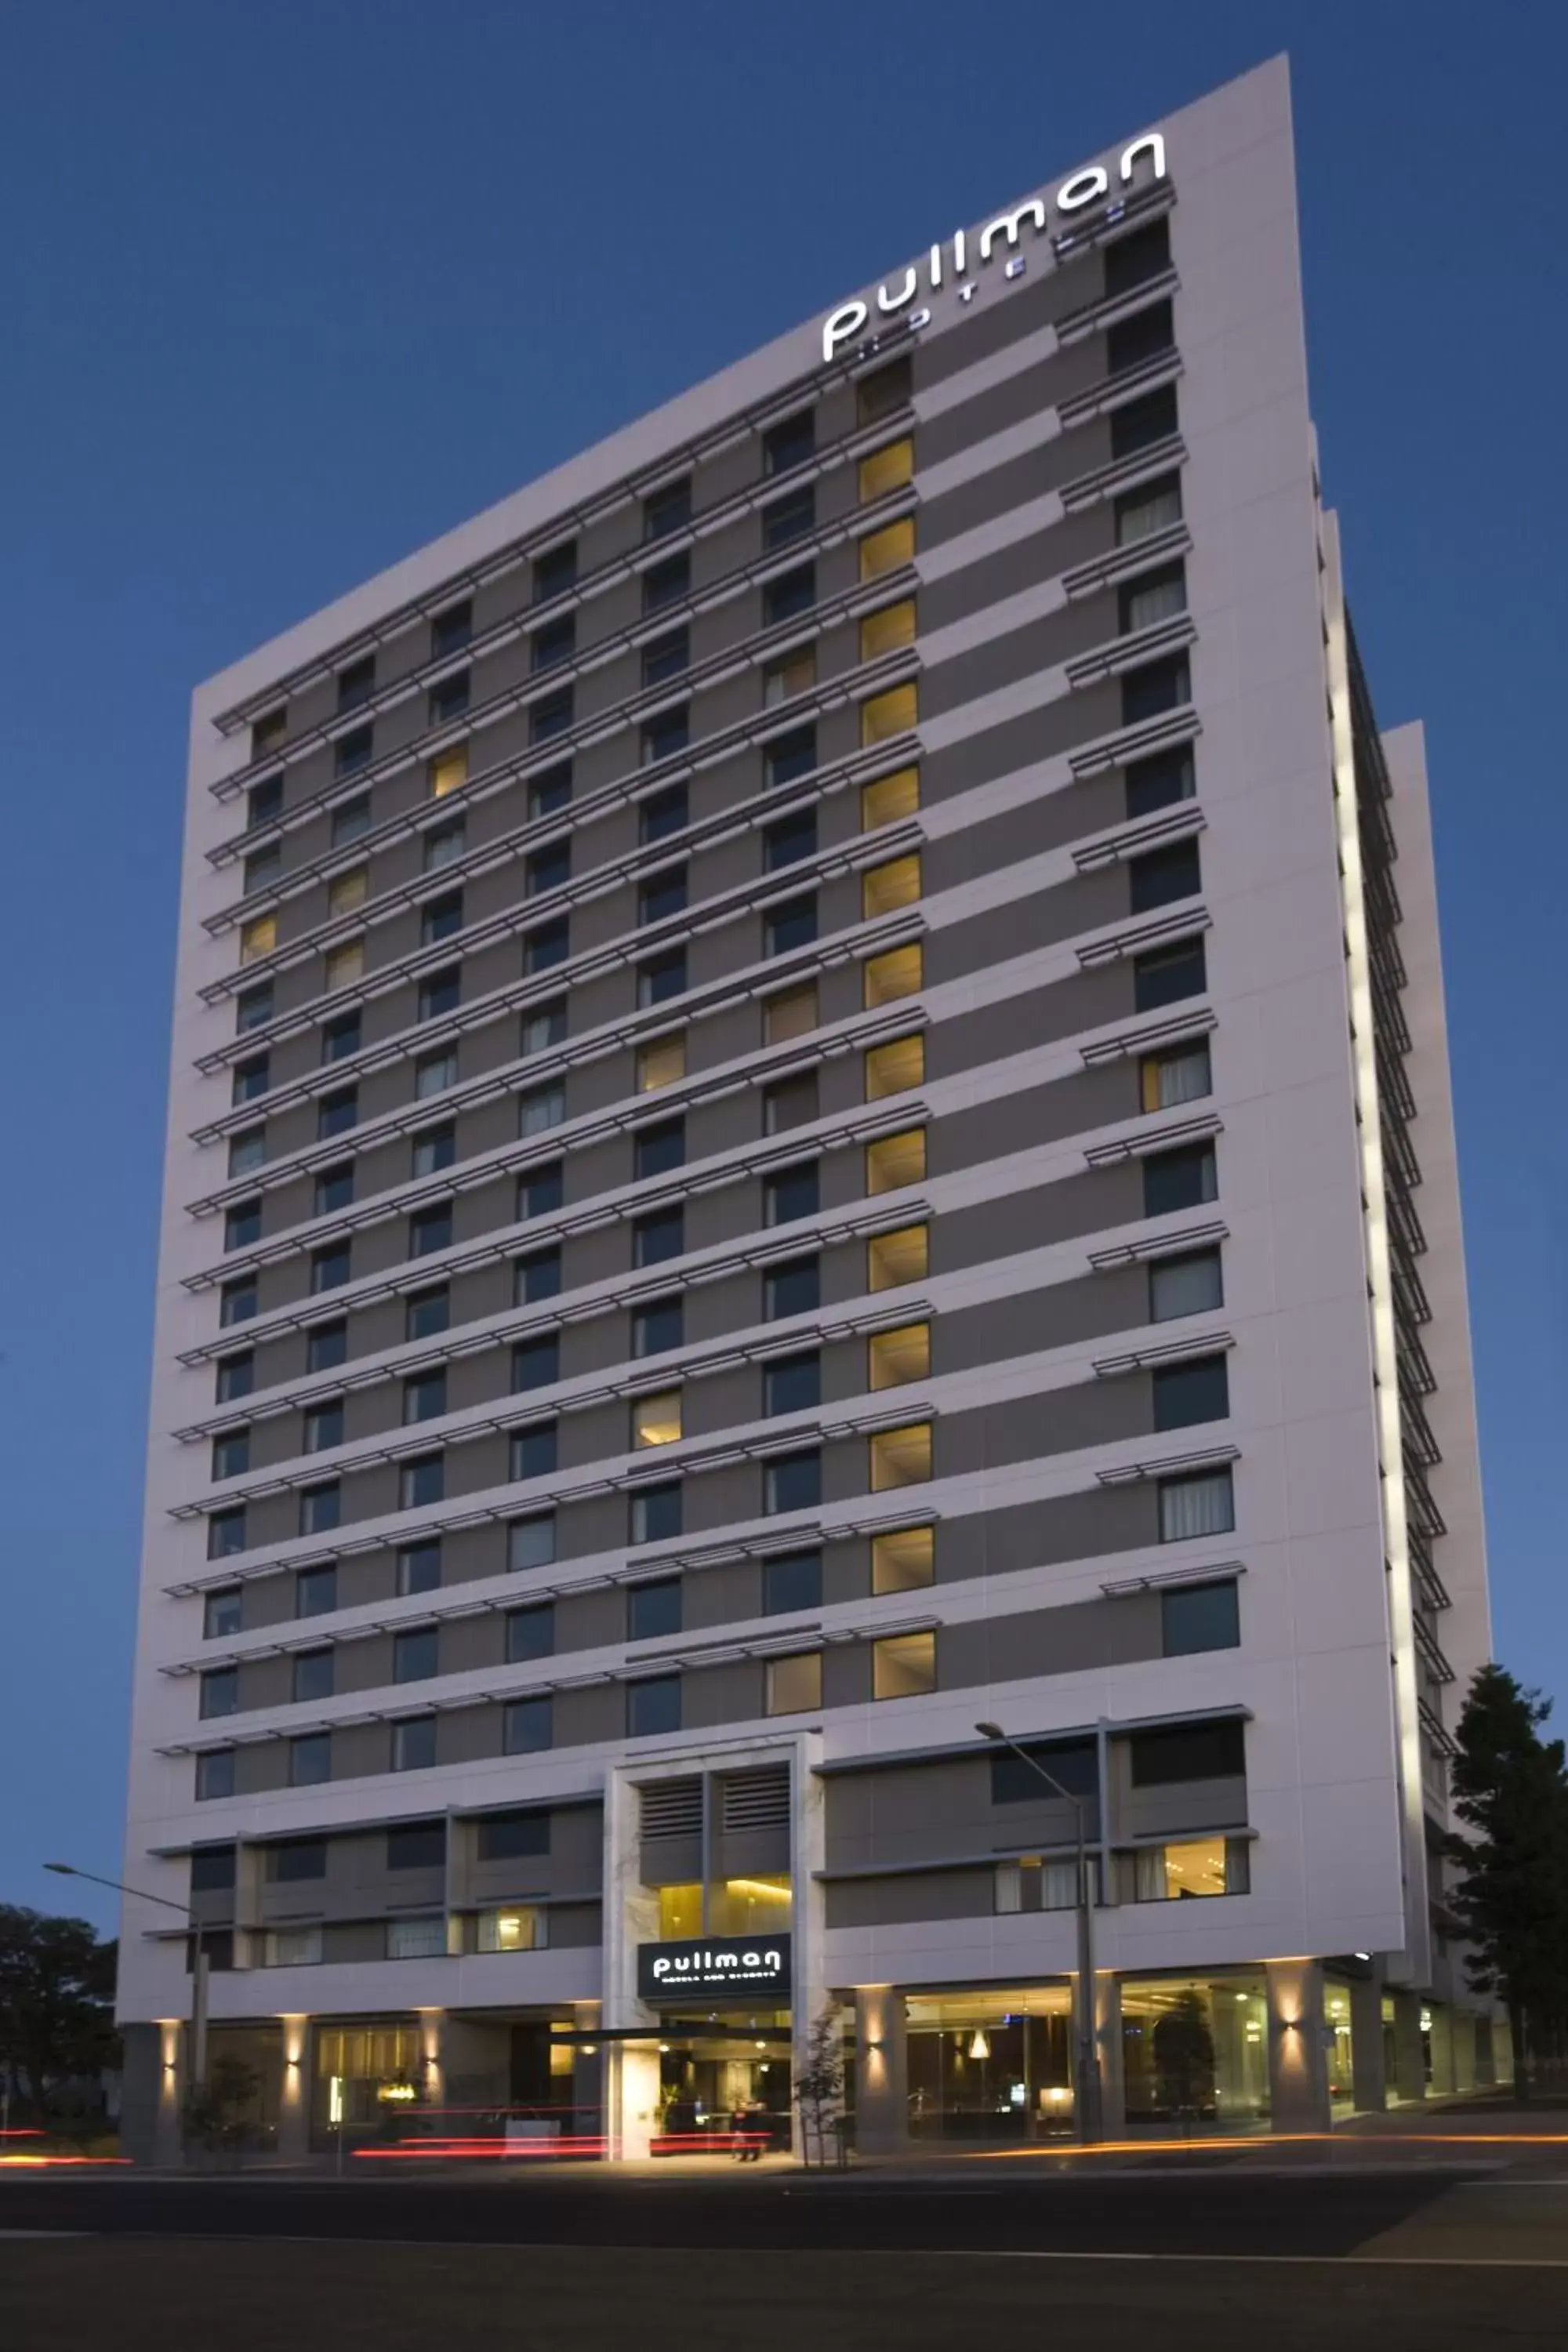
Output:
(0, 1907), (118, 2121)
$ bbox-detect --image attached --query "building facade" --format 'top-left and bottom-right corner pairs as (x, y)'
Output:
(118, 56), (1497, 2163)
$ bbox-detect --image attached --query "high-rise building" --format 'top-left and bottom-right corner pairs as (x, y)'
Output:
(118, 55), (1498, 2162)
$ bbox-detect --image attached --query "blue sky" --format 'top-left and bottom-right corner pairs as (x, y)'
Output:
(2, 2), (1563, 1933)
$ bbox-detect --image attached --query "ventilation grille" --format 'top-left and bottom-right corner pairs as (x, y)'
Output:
(641, 1777), (702, 1840)
(722, 1766), (790, 1834)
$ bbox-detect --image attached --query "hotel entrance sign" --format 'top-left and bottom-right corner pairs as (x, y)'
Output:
(637, 1935), (793, 2000)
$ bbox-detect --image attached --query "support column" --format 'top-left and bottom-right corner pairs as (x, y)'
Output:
(155, 2020), (183, 2165)
(612, 2043), (662, 2161)
(1451, 2012), (1477, 2095)
(1349, 1977), (1387, 2114)
(416, 2008), (445, 2113)
(1266, 1958), (1331, 2132)
(854, 1986), (908, 2155)
(1427, 2003), (1456, 2098)
(1095, 1975), (1125, 2139)
(278, 2014), (310, 2161)
(1391, 1989), (1426, 2104)
(572, 2002), (605, 2151)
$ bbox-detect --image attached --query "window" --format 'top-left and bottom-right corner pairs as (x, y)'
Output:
(431, 600), (472, 659)
(333, 724), (374, 779)
(422, 891), (464, 946)
(865, 1223), (928, 1297)
(224, 1200), (261, 1253)
(1111, 382), (1179, 459)
(246, 773), (283, 830)
(415, 1047), (459, 1098)
(644, 477), (691, 540)
(766, 1448), (821, 1514)
(627, 1675), (681, 1737)
(477, 1810), (550, 1862)
(506, 1602), (555, 1663)
(530, 685), (573, 746)
(404, 1368), (447, 1425)
(514, 1247), (562, 1305)
(868, 1322), (930, 1389)
(767, 1652), (823, 1715)
(763, 1073), (818, 1135)
(763, 648), (815, 706)
(386, 1917), (445, 1962)
(401, 1454), (445, 1509)
(857, 429), (915, 501)
(242, 842), (281, 895)
(392, 1716), (437, 1773)
(869, 1421), (931, 1490)
(310, 1240), (350, 1293)
(628, 1577), (681, 1641)
(424, 818), (465, 873)
(643, 627), (689, 688)
(1128, 1717), (1244, 1786)
(634, 1207), (683, 1266)
(637, 1033), (686, 1094)
(314, 1163), (354, 1217)
(323, 938), (365, 994)
(528, 761), (572, 819)
(251, 707), (287, 759)
(632, 1390), (683, 1448)
(765, 893), (816, 956)
(336, 655), (375, 713)
(1140, 1040), (1211, 1114)
(1133, 936), (1205, 1013)
(1105, 213), (1171, 296)
(533, 539), (576, 603)
(861, 683), (916, 746)
(290, 1732), (332, 1787)
(333, 793), (373, 844)
(634, 1118), (685, 1181)
(299, 1482), (339, 1534)
(633, 1296), (683, 1358)
(859, 517), (915, 582)
(1129, 838), (1201, 916)
(512, 1334), (561, 1392)
(872, 1524), (934, 1593)
(1152, 1353), (1230, 1432)
(303, 1398), (344, 1454)
(763, 1550), (822, 1616)
(394, 1625), (439, 1683)
(523, 916), (569, 975)
(207, 1508), (246, 1560)
(397, 1540), (442, 1598)
(1126, 745), (1195, 819)
(862, 771), (920, 838)
(641, 708), (689, 768)
(865, 1127), (926, 1201)
(858, 358), (911, 424)
(199, 1667), (238, 1719)
(204, 1587), (243, 1639)
(630, 791), (688, 858)
(1157, 1466), (1236, 1543)
(303, 1322), (345, 1375)
(860, 599), (916, 662)
(1162, 1578), (1241, 1657)
(631, 1482), (682, 1544)
(862, 853), (921, 920)
(521, 999), (568, 1059)
(214, 1355), (253, 1409)
(317, 1082), (358, 1144)
(508, 1510), (557, 1570)
(220, 1276), (258, 1327)
(504, 1696), (554, 1755)
(764, 1352), (820, 1415)
(195, 1749), (235, 1802)
(637, 947), (687, 1008)
(518, 1161), (564, 1219)
(1116, 473), (1182, 550)
(763, 984), (817, 1047)
(873, 1629), (936, 1700)
(531, 613), (575, 673)
(765, 1161), (818, 1225)
(1122, 652), (1190, 727)
(989, 1735), (1096, 1806)
(1149, 1247), (1224, 1322)
(239, 913), (277, 965)
(1107, 299), (1174, 374)
(639, 866), (688, 928)
(765, 1254), (818, 1320)
(292, 1650), (334, 1704)
(418, 967), (463, 1029)
(296, 1563), (337, 1618)
(405, 1285), (450, 1345)
(518, 1083), (566, 1139)
(1120, 561), (1187, 638)
(764, 809), (817, 876)
(643, 551), (690, 615)
(1131, 1837), (1246, 1903)
(764, 569), (816, 638)
(526, 842), (571, 905)
(260, 1925), (324, 1969)
(1144, 1142), (1218, 1218)
(864, 1033), (924, 1100)
(321, 1009), (361, 1064)
(228, 1129), (265, 1181)
(428, 670), (470, 727)
(763, 483), (815, 550)
(190, 1846), (237, 1892)
(236, 982), (273, 1034)
(764, 722), (817, 787)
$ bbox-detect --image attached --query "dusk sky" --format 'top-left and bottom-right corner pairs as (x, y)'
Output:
(2, 0), (1563, 1932)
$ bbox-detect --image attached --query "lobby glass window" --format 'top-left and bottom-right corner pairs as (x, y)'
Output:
(1157, 1467), (1235, 1543)
(422, 890), (464, 946)
(637, 1033), (686, 1094)
(1107, 299), (1174, 373)
(303, 1398), (344, 1454)
(290, 1732), (332, 1787)
(204, 1586), (243, 1639)
(634, 1206), (684, 1267)
(224, 1200), (261, 1252)
(1129, 1717), (1244, 1786)
(634, 1118), (685, 1181)
(239, 913), (277, 964)
(632, 1390), (683, 1448)
(764, 807), (816, 871)
(764, 982), (817, 1044)
(767, 1651), (822, 1715)
(199, 1667), (238, 1719)
(643, 551), (690, 615)
(764, 1549), (822, 1616)
(531, 613), (575, 673)
(764, 410), (815, 474)
(639, 864), (688, 926)
(637, 946), (687, 1007)
(1141, 1039), (1210, 1112)
(1149, 1247), (1223, 1323)
(220, 1276), (258, 1327)
(529, 761), (573, 819)
(764, 722), (817, 786)
(401, 1454), (445, 1509)
(860, 598), (916, 662)
(428, 747), (467, 801)
(236, 982), (273, 1034)
(527, 839), (570, 897)
(292, 1650), (334, 1704)
(514, 1245), (562, 1305)
(641, 707), (690, 768)
(412, 1122), (456, 1177)
(1133, 935), (1205, 1013)
(1152, 1353), (1230, 1432)
(333, 792), (373, 842)
(318, 1087), (358, 1141)
(873, 1628), (936, 1700)
(763, 1072), (818, 1135)
(869, 1421), (932, 1490)
(518, 1160), (564, 1218)
(628, 1577), (681, 1641)
(423, 817), (465, 873)
(644, 477), (691, 540)
(513, 1334), (561, 1392)
(518, 1082), (566, 1138)
(1128, 837), (1200, 914)
(404, 1367), (447, 1425)
(1162, 1578), (1241, 1658)
(765, 1254), (818, 1320)
(428, 670), (470, 727)
(858, 437), (914, 503)
(765, 1161), (818, 1226)
(763, 483), (814, 550)
(196, 1750), (235, 1802)
(627, 1674), (681, 1737)
(860, 517), (915, 581)
(631, 1482), (682, 1544)
(1120, 561), (1187, 637)
(1126, 743), (1195, 818)
(409, 1201), (453, 1258)
(865, 1033), (924, 1101)
(872, 1524), (934, 1593)
(863, 852), (921, 919)
(1144, 1142), (1218, 1218)
(766, 892), (816, 956)
(642, 626), (689, 688)
(394, 1624), (439, 1683)
(764, 648), (815, 706)
(766, 1448), (821, 1515)
(521, 998), (568, 1058)
(392, 1716), (437, 1773)
(533, 539), (576, 603)
(857, 357), (911, 423)
(1116, 471), (1183, 549)
(246, 773), (283, 829)
(764, 1352), (820, 1416)
(867, 1223), (927, 1291)
(207, 1508), (245, 1560)
(397, 1540), (442, 1598)
(869, 1321), (930, 1390)
(216, 1352), (254, 1406)
(299, 1482), (339, 1534)
(506, 1602), (555, 1663)
(296, 1563), (337, 1617)
(1122, 652), (1190, 725)
(414, 1047), (459, 1098)
(323, 938), (365, 993)
(633, 1296), (683, 1358)
(763, 565), (815, 628)
(314, 1163), (354, 1217)
(508, 1510), (557, 1570)
(504, 1697), (554, 1755)
(531, 686), (573, 746)
(431, 600), (472, 659)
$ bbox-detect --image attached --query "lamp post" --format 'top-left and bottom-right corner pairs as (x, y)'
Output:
(974, 1723), (1104, 2145)
(45, 1862), (208, 2101)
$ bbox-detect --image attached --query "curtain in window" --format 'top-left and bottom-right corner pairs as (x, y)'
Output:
(1134, 1848), (1166, 1903)
(1159, 1470), (1235, 1541)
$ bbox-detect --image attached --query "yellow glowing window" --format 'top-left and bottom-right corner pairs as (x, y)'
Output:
(867, 1225), (928, 1292)
(861, 767), (920, 831)
(658, 1883), (702, 1939)
(766, 1651), (823, 1716)
(324, 939), (365, 992)
(862, 854), (921, 920)
(764, 983), (818, 1045)
(864, 945), (922, 1010)
(477, 1906), (545, 1952)
(637, 1033), (687, 1093)
(764, 650), (816, 706)
(858, 438), (914, 503)
(864, 1127), (927, 1196)
(862, 683), (917, 747)
(873, 1628), (936, 1700)
(632, 1389), (683, 1449)
(859, 600), (916, 663)
(429, 746), (468, 800)
(860, 518), (916, 581)
(865, 1034), (925, 1102)
(872, 1524), (935, 1593)
(328, 867), (369, 916)
(869, 1322), (931, 1390)
(239, 914), (277, 966)
(1156, 1838), (1229, 1898)
(869, 1421), (933, 1490)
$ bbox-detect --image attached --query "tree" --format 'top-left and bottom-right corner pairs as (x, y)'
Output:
(184, 2053), (261, 2161)
(1152, 1988), (1215, 2118)
(793, 2007), (845, 2166)
(1445, 1664), (1568, 2100)
(0, 1907), (118, 2122)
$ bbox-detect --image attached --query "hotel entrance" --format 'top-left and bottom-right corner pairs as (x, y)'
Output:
(650, 2015), (793, 2152)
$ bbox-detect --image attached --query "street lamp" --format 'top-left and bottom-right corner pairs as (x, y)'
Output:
(45, 1862), (209, 2096)
(974, 1723), (1104, 2145)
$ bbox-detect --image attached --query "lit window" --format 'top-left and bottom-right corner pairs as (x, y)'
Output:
(862, 854), (921, 919)
(328, 867), (368, 917)
(858, 438), (914, 503)
(429, 747), (468, 800)
(477, 1907), (548, 1953)
(859, 600), (916, 662)
(867, 1225), (928, 1291)
(859, 517), (916, 581)
(872, 1525), (934, 1593)
(873, 1628), (936, 1700)
(862, 683), (917, 747)
(239, 914), (275, 965)
(864, 943), (922, 1007)
(764, 983), (818, 1045)
(864, 1033), (924, 1101)
(869, 1421), (932, 1490)
(862, 766), (920, 830)
(632, 1391), (683, 1448)
(637, 1034), (686, 1093)
(868, 1323), (930, 1390)
(1133, 1837), (1235, 1901)
(1141, 1041), (1212, 1112)
(767, 1652), (823, 1716)
(864, 1127), (926, 1195)
(764, 649), (816, 706)
(324, 938), (365, 991)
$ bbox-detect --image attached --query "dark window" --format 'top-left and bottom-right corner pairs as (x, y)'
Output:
(307, 1320), (347, 1372)
(1133, 936), (1206, 1013)
(643, 626), (689, 688)
(1126, 745), (1195, 818)
(290, 1733), (332, 1787)
(321, 1011), (361, 1064)
(428, 670), (470, 727)
(477, 1810), (550, 1861)
(303, 1398), (343, 1454)
(431, 601), (472, 659)
(764, 411), (815, 475)
(220, 1277), (257, 1327)
(528, 762), (573, 820)
(1128, 1719), (1245, 1787)
(530, 686), (573, 746)
(515, 1247), (562, 1305)
(637, 947), (687, 1007)
(764, 808), (817, 870)
(642, 706), (690, 766)
(764, 724), (817, 789)
(764, 1351), (820, 1414)
(643, 551), (690, 614)
(1107, 299), (1174, 375)
(1121, 653), (1190, 726)
(766, 1450), (821, 1514)
(251, 709), (286, 757)
(314, 1163), (354, 1217)
(1104, 216), (1171, 296)
(387, 1820), (447, 1870)
(508, 1509), (556, 1567)
(407, 1285), (450, 1341)
(207, 1508), (245, 1560)
(765, 1161), (819, 1225)
(398, 1540), (442, 1596)
(633, 1296), (683, 1357)
(236, 983), (273, 1034)
(272, 1836), (328, 1882)
(531, 613), (575, 673)
(410, 1202), (453, 1259)
(634, 1206), (684, 1267)
(764, 567), (815, 629)
(190, 1846), (237, 1893)
(533, 541), (576, 604)
(503, 1696), (553, 1755)
(401, 1454), (444, 1508)
(763, 1073), (818, 1134)
(211, 1428), (249, 1480)
(518, 1161), (564, 1219)
(404, 1368), (447, 1425)
(243, 841), (280, 895)
(224, 1200), (261, 1253)
(299, 1482), (339, 1534)
(1110, 383), (1178, 459)
(392, 1716), (437, 1772)
(524, 916), (570, 974)
(292, 1649), (334, 1704)
(627, 1577), (681, 1641)
(1162, 1579), (1240, 1658)
(332, 795), (372, 846)
(763, 1550), (822, 1615)
(199, 1668), (238, 1719)
(245, 774), (283, 830)
(631, 1483), (682, 1544)
(296, 1564), (337, 1618)
(310, 1240), (351, 1293)
(421, 891), (464, 945)
(394, 1626), (439, 1683)
(318, 1087), (358, 1141)
(1128, 838), (1201, 915)
(634, 1119), (685, 1180)
(334, 724), (373, 778)
(337, 656), (375, 713)
(521, 999), (568, 1057)
(766, 893), (816, 956)
(194, 1751), (234, 1802)
(1152, 1353), (1230, 1432)
(511, 1423), (558, 1480)
(644, 478), (691, 541)
(1118, 560), (1187, 636)
(990, 1737), (1097, 1806)
(639, 865), (687, 924)
(640, 783), (688, 844)
(857, 358), (912, 425)
(627, 1674), (681, 1737)
(506, 1603), (556, 1663)
(423, 818), (465, 873)
(763, 484), (815, 551)
(1143, 1142), (1218, 1218)
(765, 1255), (819, 1320)
(513, 1334), (561, 1392)
(216, 1353), (253, 1404)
